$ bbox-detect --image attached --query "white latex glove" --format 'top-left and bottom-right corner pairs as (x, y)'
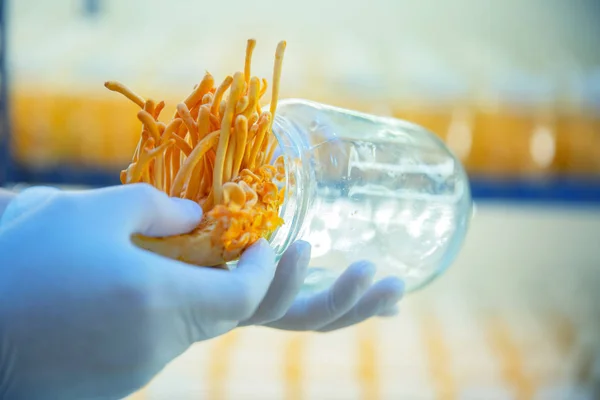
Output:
(241, 257), (404, 332)
(0, 184), (404, 399)
(0, 184), (292, 399)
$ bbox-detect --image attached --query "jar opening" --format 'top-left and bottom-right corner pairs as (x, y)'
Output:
(267, 113), (315, 260)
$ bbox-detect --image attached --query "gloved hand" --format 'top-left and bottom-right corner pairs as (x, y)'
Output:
(240, 253), (404, 332)
(0, 184), (404, 400)
(0, 184), (279, 400)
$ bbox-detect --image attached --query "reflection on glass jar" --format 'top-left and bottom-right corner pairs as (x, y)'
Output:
(268, 99), (473, 293)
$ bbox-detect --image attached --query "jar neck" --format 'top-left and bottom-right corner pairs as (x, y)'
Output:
(268, 113), (315, 259)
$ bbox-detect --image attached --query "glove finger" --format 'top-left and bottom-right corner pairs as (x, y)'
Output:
(264, 260), (375, 331)
(377, 304), (400, 317)
(85, 184), (203, 237)
(228, 239), (279, 321)
(240, 240), (311, 326)
(153, 239), (277, 324)
(316, 277), (404, 332)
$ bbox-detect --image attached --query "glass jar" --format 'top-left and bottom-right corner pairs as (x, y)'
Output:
(267, 99), (473, 293)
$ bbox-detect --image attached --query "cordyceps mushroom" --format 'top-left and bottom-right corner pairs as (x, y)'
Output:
(105, 39), (288, 268)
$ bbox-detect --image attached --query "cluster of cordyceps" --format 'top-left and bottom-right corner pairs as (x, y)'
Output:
(105, 39), (288, 267)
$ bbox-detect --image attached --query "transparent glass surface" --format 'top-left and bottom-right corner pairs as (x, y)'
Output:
(270, 99), (472, 293)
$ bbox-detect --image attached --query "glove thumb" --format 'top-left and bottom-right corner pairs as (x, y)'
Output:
(93, 184), (203, 237)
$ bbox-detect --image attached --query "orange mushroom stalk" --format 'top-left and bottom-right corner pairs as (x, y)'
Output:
(105, 39), (287, 267)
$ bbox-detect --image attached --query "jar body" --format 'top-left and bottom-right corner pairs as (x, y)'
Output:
(269, 99), (472, 293)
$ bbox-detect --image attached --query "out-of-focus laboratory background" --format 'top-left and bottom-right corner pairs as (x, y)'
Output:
(1, 0), (600, 399)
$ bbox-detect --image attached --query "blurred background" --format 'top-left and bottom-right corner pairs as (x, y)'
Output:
(1, 0), (599, 399)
